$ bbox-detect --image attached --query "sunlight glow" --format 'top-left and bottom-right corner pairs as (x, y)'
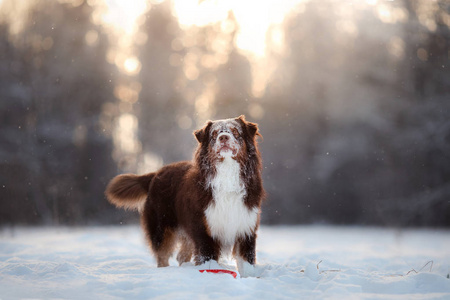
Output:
(85, 29), (99, 46)
(102, 0), (149, 34)
(0, 0), (300, 101)
(171, 0), (303, 99)
(376, 4), (408, 24)
(137, 152), (164, 174)
(100, 0), (148, 78)
(365, 0), (377, 5)
(123, 56), (141, 75)
(172, 0), (301, 58)
(114, 113), (140, 154)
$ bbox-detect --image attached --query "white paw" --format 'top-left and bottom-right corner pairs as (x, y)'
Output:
(237, 258), (256, 278)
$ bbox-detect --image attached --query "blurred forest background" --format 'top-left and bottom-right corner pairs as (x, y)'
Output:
(0, 0), (449, 227)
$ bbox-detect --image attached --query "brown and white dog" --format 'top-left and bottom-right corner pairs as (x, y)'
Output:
(105, 115), (264, 277)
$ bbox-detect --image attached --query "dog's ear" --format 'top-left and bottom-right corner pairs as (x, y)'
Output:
(246, 121), (260, 138)
(236, 115), (261, 139)
(237, 115), (246, 122)
(194, 121), (213, 143)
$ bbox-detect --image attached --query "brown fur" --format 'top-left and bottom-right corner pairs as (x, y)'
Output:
(105, 173), (154, 211)
(105, 115), (265, 272)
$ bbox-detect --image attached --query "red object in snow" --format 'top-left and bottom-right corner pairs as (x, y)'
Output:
(199, 269), (238, 278)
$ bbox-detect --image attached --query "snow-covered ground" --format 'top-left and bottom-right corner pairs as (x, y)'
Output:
(1, 225), (449, 299)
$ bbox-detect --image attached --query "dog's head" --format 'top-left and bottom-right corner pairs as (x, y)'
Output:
(194, 115), (262, 168)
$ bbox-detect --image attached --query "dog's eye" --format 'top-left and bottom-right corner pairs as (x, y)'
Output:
(211, 131), (218, 140)
(231, 128), (240, 138)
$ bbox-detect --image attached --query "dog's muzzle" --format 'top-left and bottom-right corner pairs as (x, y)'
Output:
(216, 132), (237, 156)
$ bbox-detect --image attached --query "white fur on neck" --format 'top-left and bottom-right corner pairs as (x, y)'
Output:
(205, 155), (258, 252)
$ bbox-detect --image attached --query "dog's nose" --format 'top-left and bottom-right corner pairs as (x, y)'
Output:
(219, 134), (229, 143)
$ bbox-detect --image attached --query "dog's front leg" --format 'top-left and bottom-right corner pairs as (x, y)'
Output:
(193, 230), (220, 265)
(234, 233), (257, 277)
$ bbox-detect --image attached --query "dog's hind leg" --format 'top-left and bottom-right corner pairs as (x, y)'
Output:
(176, 235), (193, 265)
(153, 229), (176, 267)
(141, 206), (177, 267)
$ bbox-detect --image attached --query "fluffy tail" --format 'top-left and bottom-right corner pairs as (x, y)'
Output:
(105, 173), (155, 211)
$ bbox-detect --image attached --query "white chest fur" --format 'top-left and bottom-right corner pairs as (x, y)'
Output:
(205, 156), (259, 250)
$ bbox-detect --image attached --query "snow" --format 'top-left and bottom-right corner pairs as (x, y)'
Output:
(1, 225), (449, 299)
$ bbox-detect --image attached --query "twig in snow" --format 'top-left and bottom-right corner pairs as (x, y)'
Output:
(405, 269), (418, 276)
(405, 260), (433, 276)
(316, 260), (341, 274)
(419, 260), (433, 272)
(388, 260), (434, 277)
(316, 260), (322, 270)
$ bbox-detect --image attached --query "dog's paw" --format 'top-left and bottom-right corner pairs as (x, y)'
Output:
(236, 259), (256, 278)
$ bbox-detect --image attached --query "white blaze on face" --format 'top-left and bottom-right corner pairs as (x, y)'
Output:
(210, 119), (242, 158)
